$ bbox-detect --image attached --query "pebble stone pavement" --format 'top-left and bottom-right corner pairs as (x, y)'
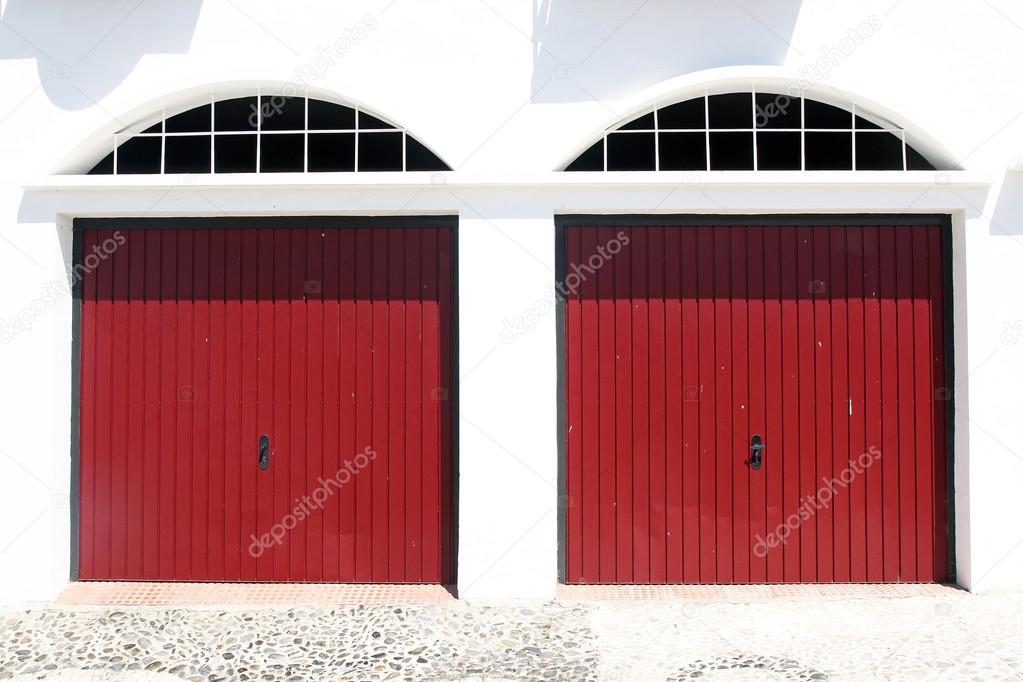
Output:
(1, 589), (1022, 681)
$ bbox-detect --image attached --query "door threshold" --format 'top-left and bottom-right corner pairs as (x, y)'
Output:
(56, 582), (457, 607)
(556, 583), (963, 603)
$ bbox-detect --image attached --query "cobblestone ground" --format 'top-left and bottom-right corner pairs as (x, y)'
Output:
(1, 589), (1021, 681)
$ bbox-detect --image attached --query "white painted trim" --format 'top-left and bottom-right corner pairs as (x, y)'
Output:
(23, 170), (992, 191)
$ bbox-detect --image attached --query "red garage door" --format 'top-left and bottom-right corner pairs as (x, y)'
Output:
(563, 220), (950, 584)
(77, 219), (454, 583)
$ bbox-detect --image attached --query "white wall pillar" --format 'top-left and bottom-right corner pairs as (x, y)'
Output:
(455, 203), (559, 601)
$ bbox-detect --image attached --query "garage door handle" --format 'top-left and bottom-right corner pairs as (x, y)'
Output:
(258, 434), (270, 471)
(750, 434), (765, 471)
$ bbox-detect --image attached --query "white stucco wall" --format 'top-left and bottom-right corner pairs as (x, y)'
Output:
(2, 0), (1023, 603)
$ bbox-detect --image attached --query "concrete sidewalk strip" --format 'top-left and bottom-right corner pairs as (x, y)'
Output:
(0, 588), (1018, 681)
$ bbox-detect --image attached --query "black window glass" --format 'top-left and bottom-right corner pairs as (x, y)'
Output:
(756, 131), (801, 170)
(618, 112), (655, 131)
(214, 135), (257, 173)
(856, 131), (904, 170)
(756, 93), (801, 129)
(260, 134), (304, 172)
(804, 131), (852, 169)
(141, 121), (162, 134)
(855, 115), (882, 130)
(166, 104), (210, 133)
(116, 137), (161, 174)
(358, 111), (395, 130)
(658, 99), (704, 129)
(214, 97), (258, 132)
(89, 151), (114, 175)
(658, 132), (706, 170)
(308, 100), (356, 130)
(308, 133), (355, 172)
(906, 146), (936, 171)
(165, 135), (211, 173)
(358, 132), (403, 170)
(709, 132), (754, 170)
(607, 132), (655, 170)
(260, 96), (305, 131)
(565, 139), (604, 171)
(708, 93), (753, 129)
(804, 100), (851, 129)
(405, 135), (450, 171)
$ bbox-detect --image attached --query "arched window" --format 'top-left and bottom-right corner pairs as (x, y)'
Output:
(565, 92), (941, 172)
(88, 96), (449, 174)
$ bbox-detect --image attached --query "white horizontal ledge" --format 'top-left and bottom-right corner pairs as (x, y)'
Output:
(23, 170), (992, 192)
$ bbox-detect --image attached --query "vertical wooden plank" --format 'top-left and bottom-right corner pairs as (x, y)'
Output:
(697, 226), (717, 582)
(78, 230), (98, 579)
(879, 225), (901, 581)
(680, 227), (701, 583)
(713, 227), (733, 583)
(92, 230), (115, 580)
(746, 226), (768, 583)
(142, 230), (161, 580)
(896, 226), (918, 580)
(630, 227), (650, 582)
(254, 229), (277, 580)
(158, 229), (178, 581)
(913, 226), (935, 582)
(236, 228), (259, 581)
(597, 226), (618, 582)
(614, 226), (634, 583)
(206, 229), (227, 581)
(929, 226), (949, 581)
(812, 226), (834, 583)
(796, 225), (817, 582)
(306, 228), (325, 582)
(321, 228), (341, 581)
(191, 229), (210, 580)
(577, 227), (600, 582)
(780, 226), (801, 581)
(108, 230), (131, 578)
(731, 227), (750, 583)
(125, 230), (146, 579)
(830, 227), (851, 582)
(270, 229), (292, 580)
(403, 228), (424, 583)
(863, 226), (885, 582)
(664, 226), (684, 583)
(648, 226), (667, 583)
(563, 226), (579, 582)
(286, 229), (304, 580)
(387, 228), (407, 581)
(174, 229), (193, 579)
(340, 228), (361, 581)
(846, 226), (869, 582)
(370, 229), (390, 581)
(419, 228), (441, 583)
(762, 226), (785, 582)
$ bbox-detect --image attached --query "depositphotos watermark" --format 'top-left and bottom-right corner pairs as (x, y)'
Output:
(755, 15), (882, 128)
(0, 230), (126, 344)
(499, 230), (631, 343)
(752, 445), (882, 558)
(249, 15), (379, 127)
(248, 445), (377, 558)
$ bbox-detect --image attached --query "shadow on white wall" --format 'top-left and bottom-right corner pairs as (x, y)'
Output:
(530, 0), (805, 103)
(991, 171), (1023, 237)
(0, 0), (202, 109)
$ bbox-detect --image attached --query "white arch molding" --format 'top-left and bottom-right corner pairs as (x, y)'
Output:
(54, 80), (453, 175)
(557, 66), (961, 173)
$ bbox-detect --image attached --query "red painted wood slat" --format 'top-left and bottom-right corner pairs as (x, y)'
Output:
(563, 222), (949, 584)
(79, 223), (453, 583)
